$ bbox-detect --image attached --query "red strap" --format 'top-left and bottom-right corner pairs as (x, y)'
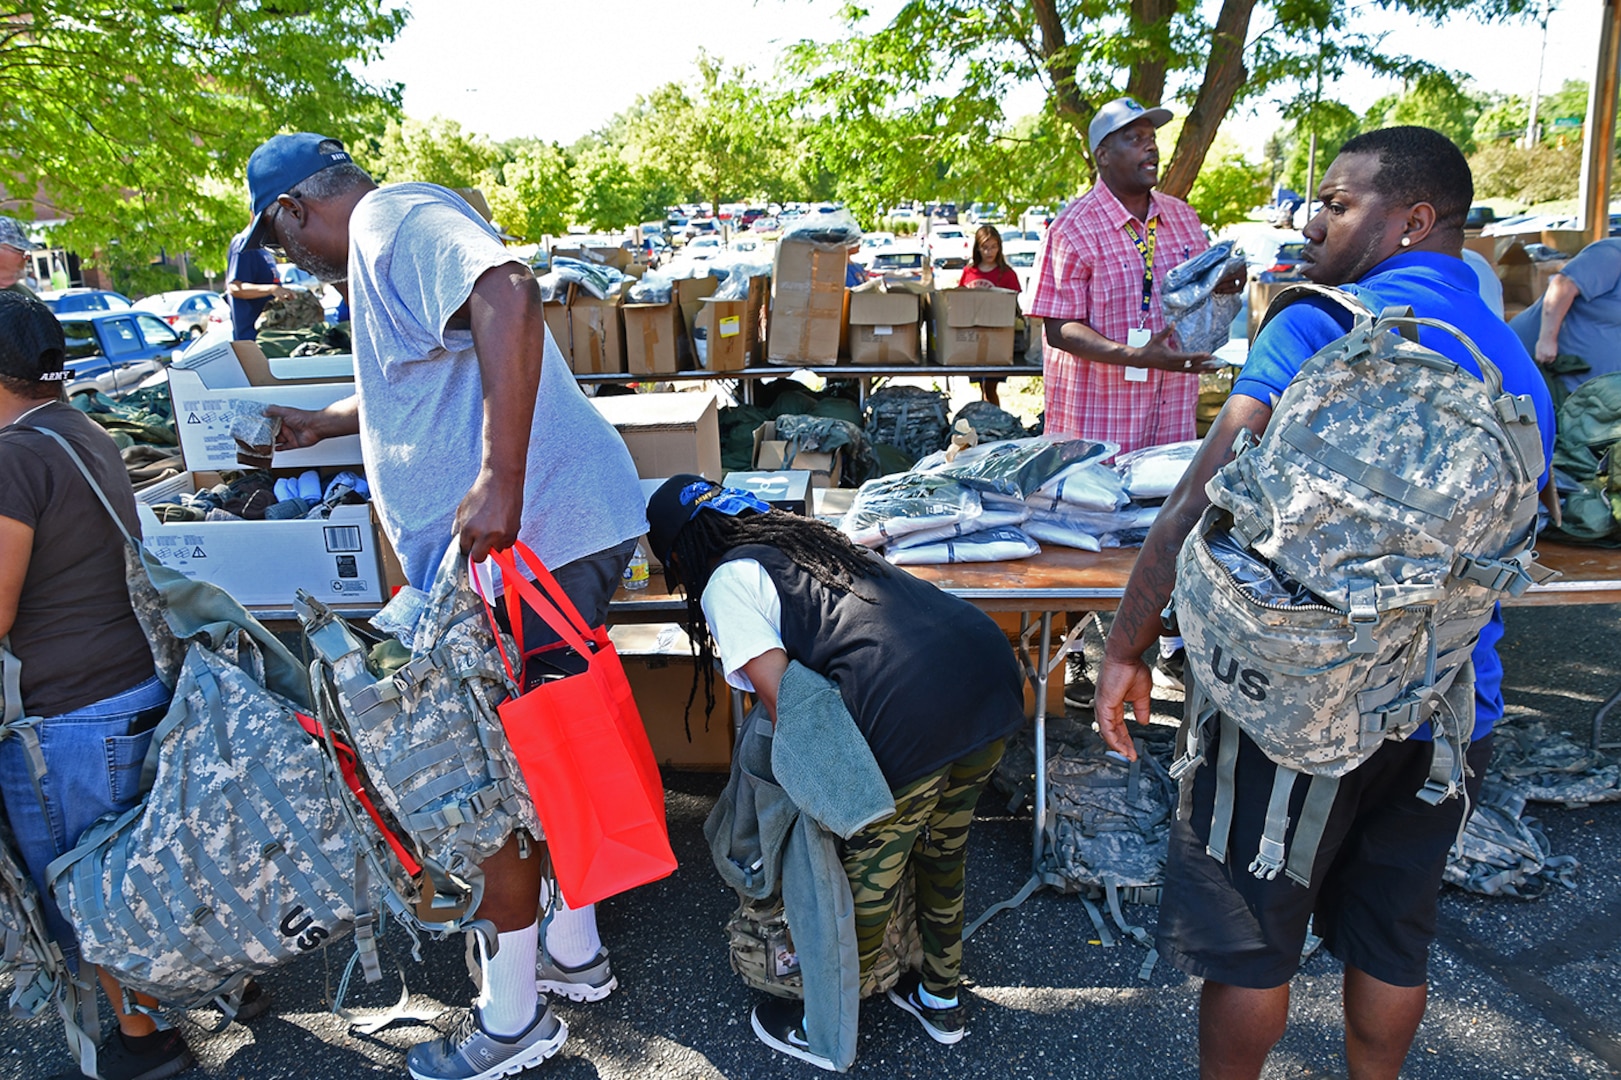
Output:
(296, 712), (421, 876)
(485, 545), (598, 664)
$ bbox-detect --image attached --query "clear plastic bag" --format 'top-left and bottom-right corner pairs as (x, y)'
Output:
(919, 437), (1114, 500)
(1205, 526), (1331, 608)
(1163, 240), (1247, 355)
(779, 207), (863, 248)
(886, 525), (1040, 565)
(841, 472), (982, 548)
(1114, 439), (1201, 501)
(369, 585), (430, 647)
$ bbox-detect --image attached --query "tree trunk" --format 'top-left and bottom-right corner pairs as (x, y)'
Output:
(1030, 0), (1089, 133)
(1158, 0), (1260, 200)
(1125, 0), (1176, 108)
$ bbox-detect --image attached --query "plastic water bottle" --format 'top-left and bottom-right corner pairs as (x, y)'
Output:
(623, 547), (650, 591)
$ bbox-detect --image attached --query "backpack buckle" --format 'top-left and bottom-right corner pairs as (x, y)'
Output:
(1346, 584), (1379, 655)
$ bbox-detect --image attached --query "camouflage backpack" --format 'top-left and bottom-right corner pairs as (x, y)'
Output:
(11, 428), (398, 1077)
(725, 872), (923, 1001)
(1169, 284), (1552, 886)
(296, 546), (540, 922)
(1442, 781), (1578, 899)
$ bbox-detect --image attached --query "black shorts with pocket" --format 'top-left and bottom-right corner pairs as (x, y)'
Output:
(1156, 721), (1491, 990)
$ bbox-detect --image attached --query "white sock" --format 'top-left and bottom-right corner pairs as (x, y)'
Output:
(1159, 635), (1184, 657)
(475, 923), (539, 1038)
(544, 899), (602, 969)
(919, 984), (958, 1009)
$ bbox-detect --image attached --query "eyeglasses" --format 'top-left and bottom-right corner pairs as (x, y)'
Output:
(260, 192), (298, 259)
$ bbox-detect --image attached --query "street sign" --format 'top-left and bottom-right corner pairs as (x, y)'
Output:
(1554, 116), (1584, 128)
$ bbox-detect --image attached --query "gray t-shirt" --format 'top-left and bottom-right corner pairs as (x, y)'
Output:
(1510, 238), (1621, 392)
(347, 183), (645, 588)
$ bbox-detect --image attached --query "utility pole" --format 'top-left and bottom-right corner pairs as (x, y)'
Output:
(1526, 0), (1555, 147)
(1304, 30), (1325, 213)
(1580, 0), (1621, 244)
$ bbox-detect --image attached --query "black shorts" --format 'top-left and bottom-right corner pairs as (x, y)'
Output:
(1156, 722), (1492, 990)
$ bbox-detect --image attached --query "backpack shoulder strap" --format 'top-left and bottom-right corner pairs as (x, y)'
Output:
(1257, 282), (1377, 338)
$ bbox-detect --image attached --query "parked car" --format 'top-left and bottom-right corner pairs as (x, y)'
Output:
(1464, 205), (1499, 231)
(852, 232), (896, 267)
(684, 235), (725, 260)
(928, 202), (959, 224)
(135, 290), (229, 339)
(37, 288), (133, 314)
(1258, 241), (1308, 282)
(58, 309), (184, 395)
(866, 245), (928, 281)
(928, 224), (972, 261)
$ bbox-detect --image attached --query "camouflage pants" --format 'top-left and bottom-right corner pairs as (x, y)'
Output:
(840, 738), (1005, 998)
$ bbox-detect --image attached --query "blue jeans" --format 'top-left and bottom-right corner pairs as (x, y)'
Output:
(0, 674), (170, 954)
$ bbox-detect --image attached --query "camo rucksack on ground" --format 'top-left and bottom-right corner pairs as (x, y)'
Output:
(296, 546), (540, 921)
(1170, 284), (1552, 887)
(1443, 781), (1578, 898)
(726, 869), (923, 1000)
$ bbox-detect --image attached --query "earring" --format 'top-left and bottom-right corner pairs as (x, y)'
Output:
(1400, 236), (1411, 247)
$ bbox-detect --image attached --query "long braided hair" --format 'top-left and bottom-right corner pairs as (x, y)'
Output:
(670, 508), (879, 723)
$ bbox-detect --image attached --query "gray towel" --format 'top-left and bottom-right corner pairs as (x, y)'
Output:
(774, 662), (894, 839)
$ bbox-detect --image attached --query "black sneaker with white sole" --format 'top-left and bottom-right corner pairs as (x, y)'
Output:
(1063, 654), (1095, 710)
(750, 997), (836, 1071)
(887, 971), (967, 1045)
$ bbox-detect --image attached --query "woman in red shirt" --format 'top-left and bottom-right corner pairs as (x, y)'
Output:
(960, 226), (1021, 404)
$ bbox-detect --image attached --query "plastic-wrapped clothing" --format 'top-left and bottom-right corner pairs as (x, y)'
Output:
(885, 525), (1040, 565)
(1114, 439), (1201, 501)
(1014, 502), (1159, 538)
(538, 257), (627, 301)
(1100, 527), (1153, 548)
(1025, 457), (1127, 513)
(712, 257), (774, 300)
(772, 414), (878, 485)
(866, 386), (951, 466)
(919, 436), (1112, 500)
(887, 506), (1030, 550)
(841, 472), (982, 548)
(1021, 518), (1102, 552)
(1162, 240), (1246, 354)
(627, 272), (675, 304)
(1203, 525), (1331, 607)
(780, 208), (864, 247)
(950, 401), (1027, 442)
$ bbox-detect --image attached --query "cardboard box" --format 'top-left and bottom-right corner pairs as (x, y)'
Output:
(591, 392), (722, 480)
(930, 287), (1016, 365)
(847, 290), (922, 365)
(675, 276), (720, 368)
(752, 421), (842, 488)
(621, 300), (685, 376)
(168, 340), (363, 472)
(696, 276), (769, 372)
(610, 623), (735, 771)
(767, 238), (847, 365)
(1246, 280), (1293, 342)
(723, 470), (811, 515)
(568, 290), (626, 375)
(135, 472), (386, 607)
(542, 298), (571, 360)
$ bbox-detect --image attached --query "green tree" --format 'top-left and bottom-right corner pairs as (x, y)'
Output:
(1187, 153), (1271, 230)
(485, 141), (576, 242)
(366, 116), (499, 187)
(1274, 100), (1364, 193)
(1362, 71), (1485, 153)
(784, 0), (1536, 204)
(0, 1), (404, 275)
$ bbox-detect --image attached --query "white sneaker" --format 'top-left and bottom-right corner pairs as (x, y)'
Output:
(535, 947), (617, 1003)
(406, 1004), (567, 1080)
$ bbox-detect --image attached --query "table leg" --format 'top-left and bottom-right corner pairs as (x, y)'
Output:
(1032, 612), (1051, 874)
(1593, 685), (1621, 751)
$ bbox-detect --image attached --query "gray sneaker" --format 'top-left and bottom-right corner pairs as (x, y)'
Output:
(535, 947), (617, 1002)
(406, 1004), (567, 1080)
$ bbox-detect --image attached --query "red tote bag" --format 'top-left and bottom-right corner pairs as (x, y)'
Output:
(480, 544), (675, 907)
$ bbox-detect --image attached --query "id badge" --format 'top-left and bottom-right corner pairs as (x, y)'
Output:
(1125, 326), (1151, 382)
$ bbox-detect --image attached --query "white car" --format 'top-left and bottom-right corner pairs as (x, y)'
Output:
(927, 225), (972, 262)
(851, 232), (896, 267)
(134, 290), (230, 339)
(1002, 239), (1043, 312)
(684, 235), (726, 260)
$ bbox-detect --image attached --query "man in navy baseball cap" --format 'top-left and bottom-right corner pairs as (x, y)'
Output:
(243, 132), (355, 250)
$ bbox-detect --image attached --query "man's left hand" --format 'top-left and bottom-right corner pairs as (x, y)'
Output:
(1212, 269), (1247, 296)
(455, 468), (524, 564)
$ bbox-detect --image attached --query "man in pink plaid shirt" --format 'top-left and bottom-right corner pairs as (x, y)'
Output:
(1030, 97), (1243, 707)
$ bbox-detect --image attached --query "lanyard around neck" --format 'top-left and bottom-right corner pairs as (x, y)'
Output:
(1122, 219), (1157, 325)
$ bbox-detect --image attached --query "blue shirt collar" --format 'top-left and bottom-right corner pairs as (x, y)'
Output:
(1355, 249), (1473, 290)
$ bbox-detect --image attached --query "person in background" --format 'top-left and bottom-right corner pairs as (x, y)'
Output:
(1509, 236), (1621, 394)
(1029, 96), (1242, 708)
(248, 132), (645, 1080)
(48, 255), (68, 292)
(961, 225), (1022, 406)
(0, 217), (40, 297)
(225, 225), (292, 340)
(0, 291), (268, 1080)
(1093, 127), (1553, 1080)
(645, 475), (1025, 1071)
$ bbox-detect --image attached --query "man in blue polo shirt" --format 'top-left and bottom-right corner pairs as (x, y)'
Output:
(1094, 127), (1554, 1080)
(225, 225), (289, 340)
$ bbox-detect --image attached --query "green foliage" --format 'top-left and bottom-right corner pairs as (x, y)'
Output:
(1187, 154), (1271, 230)
(1362, 71), (1483, 154)
(366, 117), (498, 187)
(0, 1), (404, 278)
(1469, 142), (1582, 203)
(486, 142), (576, 242)
(1474, 80), (1591, 147)
(1278, 101), (1364, 193)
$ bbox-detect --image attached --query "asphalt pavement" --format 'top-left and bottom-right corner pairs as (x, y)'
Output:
(3, 602), (1619, 1080)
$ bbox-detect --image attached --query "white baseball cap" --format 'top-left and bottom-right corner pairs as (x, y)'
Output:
(1088, 97), (1174, 154)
